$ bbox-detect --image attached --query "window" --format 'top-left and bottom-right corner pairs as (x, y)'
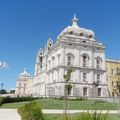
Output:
(98, 88), (102, 96)
(106, 68), (108, 74)
(111, 69), (114, 75)
(83, 73), (87, 82)
(111, 69), (116, 75)
(83, 56), (87, 67)
(24, 84), (26, 88)
(57, 54), (61, 65)
(82, 40), (86, 43)
(96, 57), (102, 69)
(112, 81), (114, 86)
(19, 83), (21, 88)
(88, 34), (92, 38)
(67, 56), (72, 66)
(52, 57), (55, 67)
(96, 59), (100, 68)
(70, 31), (73, 34)
(83, 87), (87, 96)
(80, 32), (83, 36)
(97, 74), (100, 83)
(112, 92), (114, 97)
(67, 53), (74, 66)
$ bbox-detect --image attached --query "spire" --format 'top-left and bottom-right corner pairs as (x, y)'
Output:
(24, 67), (26, 72)
(72, 14), (78, 27)
(49, 33), (52, 38)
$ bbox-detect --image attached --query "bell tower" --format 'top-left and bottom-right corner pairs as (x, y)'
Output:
(35, 48), (43, 75)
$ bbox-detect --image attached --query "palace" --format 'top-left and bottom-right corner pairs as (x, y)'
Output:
(15, 15), (109, 98)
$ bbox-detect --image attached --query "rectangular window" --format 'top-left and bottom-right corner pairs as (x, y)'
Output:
(97, 74), (100, 83)
(83, 73), (87, 82)
(83, 87), (87, 96)
(98, 88), (102, 96)
(111, 69), (116, 75)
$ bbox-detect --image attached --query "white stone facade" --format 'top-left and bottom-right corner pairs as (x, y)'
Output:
(15, 15), (109, 98)
(15, 69), (32, 96)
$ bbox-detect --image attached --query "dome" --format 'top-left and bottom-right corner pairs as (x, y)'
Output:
(57, 15), (95, 39)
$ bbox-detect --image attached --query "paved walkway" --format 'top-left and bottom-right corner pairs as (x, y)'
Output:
(0, 109), (21, 120)
(0, 109), (119, 120)
(42, 109), (119, 114)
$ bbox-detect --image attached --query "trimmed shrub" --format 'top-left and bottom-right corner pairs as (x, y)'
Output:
(18, 101), (43, 120)
(0, 96), (37, 106)
(0, 97), (4, 106)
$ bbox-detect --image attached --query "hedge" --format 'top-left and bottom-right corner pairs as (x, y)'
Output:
(0, 96), (38, 106)
(18, 101), (43, 120)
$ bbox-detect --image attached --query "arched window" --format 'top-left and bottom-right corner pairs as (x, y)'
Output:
(67, 56), (72, 66)
(67, 53), (74, 66)
(82, 54), (89, 67)
(96, 57), (102, 69)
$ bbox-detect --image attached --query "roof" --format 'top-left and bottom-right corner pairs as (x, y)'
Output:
(57, 15), (95, 40)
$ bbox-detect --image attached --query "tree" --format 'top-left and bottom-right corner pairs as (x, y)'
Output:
(63, 68), (72, 117)
(10, 90), (15, 94)
(0, 89), (7, 94)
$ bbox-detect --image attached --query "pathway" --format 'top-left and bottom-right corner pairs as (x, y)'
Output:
(0, 109), (119, 120)
(0, 109), (21, 120)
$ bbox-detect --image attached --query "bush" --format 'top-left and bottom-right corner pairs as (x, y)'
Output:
(60, 111), (108, 120)
(0, 96), (37, 106)
(0, 97), (4, 106)
(18, 101), (43, 120)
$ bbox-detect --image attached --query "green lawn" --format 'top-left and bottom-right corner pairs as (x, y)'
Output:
(43, 114), (119, 120)
(0, 99), (117, 110)
(0, 101), (29, 109)
(35, 99), (117, 110)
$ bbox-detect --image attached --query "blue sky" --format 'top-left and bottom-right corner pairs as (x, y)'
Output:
(0, 0), (120, 90)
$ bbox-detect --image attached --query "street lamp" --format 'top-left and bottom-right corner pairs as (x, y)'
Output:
(1, 83), (3, 90)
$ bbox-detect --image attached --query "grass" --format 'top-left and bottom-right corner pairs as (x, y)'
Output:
(0, 99), (117, 110)
(0, 101), (29, 109)
(0, 99), (118, 120)
(43, 114), (119, 120)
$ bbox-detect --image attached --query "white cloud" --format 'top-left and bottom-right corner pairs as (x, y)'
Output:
(0, 61), (9, 69)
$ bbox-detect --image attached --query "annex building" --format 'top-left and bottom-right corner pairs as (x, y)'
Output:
(16, 15), (111, 98)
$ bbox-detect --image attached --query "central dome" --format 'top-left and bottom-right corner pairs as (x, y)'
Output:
(57, 15), (95, 39)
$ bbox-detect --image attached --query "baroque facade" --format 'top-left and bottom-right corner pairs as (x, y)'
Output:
(15, 15), (109, 98)
(106, 59), (120, 97)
